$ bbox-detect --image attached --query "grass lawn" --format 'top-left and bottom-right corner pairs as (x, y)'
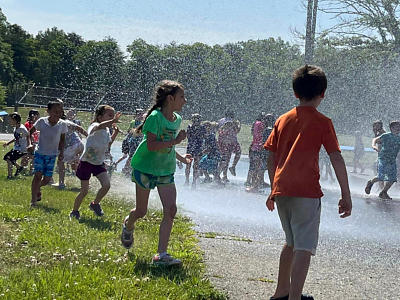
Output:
(0, 144), (225, 299)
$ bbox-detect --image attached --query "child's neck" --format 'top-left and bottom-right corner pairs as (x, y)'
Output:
(298, 97), (321, 108)
(48, 117), (58, 125)
(161, 106), (176, 122)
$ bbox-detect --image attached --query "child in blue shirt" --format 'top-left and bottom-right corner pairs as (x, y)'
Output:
(365, 120), (400, 199)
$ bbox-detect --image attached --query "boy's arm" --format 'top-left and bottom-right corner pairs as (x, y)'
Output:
(3, 138), (15, 147)
(329, 151), (352, 218)
(372, 137), (380, 151)
(58, 134), (65, 161)
(266, 151), (276, 211)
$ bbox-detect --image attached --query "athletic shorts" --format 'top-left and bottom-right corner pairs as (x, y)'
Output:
(3, 150), (26, 164)
(76, 161), (107, 180)
(199, 155), (219, 173)
(248, 149), (264, 171)
(275, 196), (321, 255)
(378, 159), (397, 182)
(63, 142), (84, 163)
(33, 152), (57, 177)
(131, 169), (174, 190)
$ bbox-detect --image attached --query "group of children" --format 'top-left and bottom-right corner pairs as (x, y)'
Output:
(183, 111), (242, 187)
(1, 66), (356, 299)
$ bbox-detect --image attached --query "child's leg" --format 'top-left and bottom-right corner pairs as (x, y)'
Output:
(272, 244), (293, 298)
(31, 172), (43, 203)
(93, 172), (110, 204)
(382, 181), (395, 193)
(58, 160), (65, 186)
(192, 156), (200, 185)
(73, 180), (90, 211)
(125, 184), (150, 231)
(6, 160), (13, 177)
(289, 250), (312, 299)
(156, 184), (177, 254)
(184, 161), (191, 184)
(231, 145), (241, 170)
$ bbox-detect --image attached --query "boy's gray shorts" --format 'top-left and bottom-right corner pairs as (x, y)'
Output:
(275, 196), (321, 255)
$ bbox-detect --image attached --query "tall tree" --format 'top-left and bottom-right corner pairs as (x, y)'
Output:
(319, 0), (400, 52)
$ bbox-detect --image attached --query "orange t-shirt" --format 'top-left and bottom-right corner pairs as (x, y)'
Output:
(264, 106), (340, 198)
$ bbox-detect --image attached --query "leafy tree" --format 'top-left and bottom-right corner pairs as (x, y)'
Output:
(319, 0), (400, 52)
(0, 82), (6, 107)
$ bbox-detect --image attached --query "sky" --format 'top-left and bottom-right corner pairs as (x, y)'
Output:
(0, 0), (336, 51)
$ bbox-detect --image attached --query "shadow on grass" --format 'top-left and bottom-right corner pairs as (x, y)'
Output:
(132, 255), (188, 282)
(79, 217), (113, 231)
(35, 204), (61, 214)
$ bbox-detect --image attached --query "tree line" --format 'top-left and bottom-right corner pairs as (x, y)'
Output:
(0, 7), (399, 134)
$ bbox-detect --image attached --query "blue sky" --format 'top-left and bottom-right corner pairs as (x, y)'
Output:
(1, 0), (335, 51)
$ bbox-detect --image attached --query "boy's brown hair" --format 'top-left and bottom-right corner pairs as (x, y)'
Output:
(389, 120), (400, 130)
(292, 65), (327, 101)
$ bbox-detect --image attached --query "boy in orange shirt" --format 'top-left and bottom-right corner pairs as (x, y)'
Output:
(264, 65), (352, 300)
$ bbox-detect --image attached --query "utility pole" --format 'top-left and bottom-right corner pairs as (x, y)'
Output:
(305, 0), (318, 64)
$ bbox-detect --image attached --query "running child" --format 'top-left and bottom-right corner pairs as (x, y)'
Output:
(29, 100), (68, 207)
(23, 109), (40, 174)
(55, 110), (88, 189)
(265, 65), (352, 300)
(185, 113), (206, 187)
(69, 105), (121, 220)
(199, 121), (221, 183)
(217, 110), (241, 182)
(120, 80), (192, 266)
(3, 112), (29, 179)
(365, 121), (400, 200)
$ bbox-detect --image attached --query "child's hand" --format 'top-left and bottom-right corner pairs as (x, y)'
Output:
(372, 146), (379, 152)
(266, 194), (275, 211)
(175, 130), (187, 144)
(183, 154), (193, 165)
(113, 112), (122, 123)
(112, 124), (121, 134)
(338, 196), (352, 218)
(2, 143), (7, 148)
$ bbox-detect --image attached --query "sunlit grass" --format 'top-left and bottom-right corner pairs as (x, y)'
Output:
(0, 144), (225, 299)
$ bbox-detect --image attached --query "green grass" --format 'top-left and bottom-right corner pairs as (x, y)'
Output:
(0, 144), (225, 299)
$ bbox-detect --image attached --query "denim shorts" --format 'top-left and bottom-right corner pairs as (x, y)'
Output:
(34, 152), (57, 177)
(275, 196), (321, 255)
(378, 159), (397, 182)
(131, 169), (174, 190)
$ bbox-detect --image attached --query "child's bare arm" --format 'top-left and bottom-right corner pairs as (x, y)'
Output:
(372, 137), (380, 151)
(176, 151), (192, 165)
(3, 138), (15, 147)
(147, 130), (186, 151)
(266, 151), (276, 211)
(74, 124), (88, 137)
(329, 151), (352, 218)
(92, 112), (122, 132)
(58, 134), (65, 160)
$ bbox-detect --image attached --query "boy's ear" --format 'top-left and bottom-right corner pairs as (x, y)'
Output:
(320, 90), (326, 99)
(294, 92), (300, 99)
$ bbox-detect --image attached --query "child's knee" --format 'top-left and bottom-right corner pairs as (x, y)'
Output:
(165, 204), (177, 219)
(102, 182), (111, 191)
(133, 208), (147, 218)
